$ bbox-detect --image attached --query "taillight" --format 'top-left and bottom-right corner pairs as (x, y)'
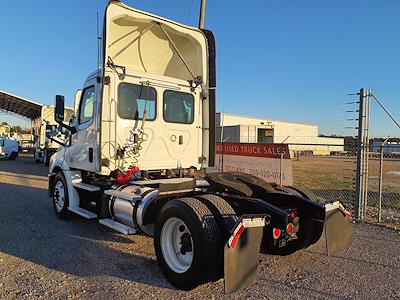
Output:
(286, 223), (294, 234)
(290, 212), (296, 219)
(273, 228), (281, 239)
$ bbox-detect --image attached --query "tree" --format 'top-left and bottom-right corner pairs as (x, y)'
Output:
(11, 125), (22, 133)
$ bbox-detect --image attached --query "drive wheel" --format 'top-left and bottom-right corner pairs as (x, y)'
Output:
(34, 150), (40, 163)
(154, 197), (221, 290)
(195, 194), (238, 277)
(52, 172), (69, 219)
(44, 149), (50, 166)
(195, 194), (238, 243)
(8, 152), (17, 160)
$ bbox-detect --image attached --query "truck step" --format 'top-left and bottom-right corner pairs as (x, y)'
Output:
(72, 181), (101, 192)
(99, 219), (136, 235)
(104, 189), (142, 202)
(68, 207), (98, 219)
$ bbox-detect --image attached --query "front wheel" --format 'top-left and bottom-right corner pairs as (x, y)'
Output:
(44, 149), (51, 166)
(154, 198), (221, 290)
(52, 172), (69, 219)
(8, 152), (17, 160)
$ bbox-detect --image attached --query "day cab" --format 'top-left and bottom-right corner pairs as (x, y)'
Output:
(48, 0), (352, 294)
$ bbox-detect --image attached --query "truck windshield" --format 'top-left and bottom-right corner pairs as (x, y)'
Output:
(0, 140), (3, 147)
(118, 83), (156, 121)
(46, 125), (58, 138)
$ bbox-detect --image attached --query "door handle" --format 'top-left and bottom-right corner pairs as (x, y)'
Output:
(89, 147), (93, 163)
(179, 135), (183, 145)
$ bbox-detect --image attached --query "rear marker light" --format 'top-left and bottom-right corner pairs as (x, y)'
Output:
(273, 228), (281, 239)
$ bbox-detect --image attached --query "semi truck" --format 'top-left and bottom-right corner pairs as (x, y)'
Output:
(48, 0), (351, 293)
(32, 105), (74, 165)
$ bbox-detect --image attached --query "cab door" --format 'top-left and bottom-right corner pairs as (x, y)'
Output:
(66, 78), (100, 172)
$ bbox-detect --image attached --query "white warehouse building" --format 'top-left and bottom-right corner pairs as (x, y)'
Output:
(372, 141), (400, 153)
(216, 113), (344, 156)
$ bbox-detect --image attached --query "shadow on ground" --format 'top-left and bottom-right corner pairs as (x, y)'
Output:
(0, 182), (173, 290)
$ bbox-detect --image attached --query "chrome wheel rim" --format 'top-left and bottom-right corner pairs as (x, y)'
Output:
(160, 217), (193, 273)
(54, 180), (65, 212)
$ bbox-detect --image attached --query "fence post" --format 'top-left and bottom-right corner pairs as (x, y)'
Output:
(378, 146), (384, 222)
(378, 137), (390, 222)
(362, 89), (371, 219)
(355, 88), (368, 220)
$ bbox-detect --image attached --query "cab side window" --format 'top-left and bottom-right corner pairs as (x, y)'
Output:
(79, 86), (95, 124)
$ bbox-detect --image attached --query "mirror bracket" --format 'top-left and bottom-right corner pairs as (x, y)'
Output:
(55, 95), (77, 134)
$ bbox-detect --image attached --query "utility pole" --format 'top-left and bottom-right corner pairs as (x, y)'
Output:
(199, 0), (206, 29)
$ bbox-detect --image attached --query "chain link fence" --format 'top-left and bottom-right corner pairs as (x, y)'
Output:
(288, 143), (356, 207)
(286, 142), (400, 226)
(366, 145), (400, 225)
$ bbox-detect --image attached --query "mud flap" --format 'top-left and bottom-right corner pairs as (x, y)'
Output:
(224, 216), (266, 294)
(325, 202), (352, 255)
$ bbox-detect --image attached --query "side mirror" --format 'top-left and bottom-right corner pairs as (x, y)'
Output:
(74, 89), (82, 113)
(55, 95), (65, 123)
(69, 114), (76, 126)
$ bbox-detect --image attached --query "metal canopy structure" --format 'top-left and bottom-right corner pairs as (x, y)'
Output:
(0, 90), (42, 120)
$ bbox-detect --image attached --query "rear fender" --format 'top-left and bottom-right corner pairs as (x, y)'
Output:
(267, 192), (326, 222)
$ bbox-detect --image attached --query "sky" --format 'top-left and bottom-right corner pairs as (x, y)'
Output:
(0, 0), (399, 138)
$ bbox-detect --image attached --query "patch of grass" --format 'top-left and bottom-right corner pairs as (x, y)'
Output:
(291, 156), (400, 210)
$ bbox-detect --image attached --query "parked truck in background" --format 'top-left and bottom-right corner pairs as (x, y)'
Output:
(48, 0), (352, 293)
(32, 105), (74, 165)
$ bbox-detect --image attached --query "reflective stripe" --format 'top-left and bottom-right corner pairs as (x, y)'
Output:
(228, 224), (245, 249)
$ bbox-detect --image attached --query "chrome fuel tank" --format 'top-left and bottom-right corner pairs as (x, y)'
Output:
(109, 185), (158, 235)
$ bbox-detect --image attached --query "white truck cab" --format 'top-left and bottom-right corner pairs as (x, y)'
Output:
(0, 138), (18, 160)
(32, 105), (74, 166)
(47, 0), (351, 293)
(55, 3), (214, 175)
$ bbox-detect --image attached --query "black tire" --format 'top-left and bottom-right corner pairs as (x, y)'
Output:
(34, 151), (40, 163)
(279, 186), (322, 204)
(44, 149), (51, 166)
(52, 172), (69, 219)
(8, 152), (17, 160)
(154, 197), (221, 290)
(195, 194), (238, 243)
(195, 194), (238, 277)
(275, 186), (303, 198)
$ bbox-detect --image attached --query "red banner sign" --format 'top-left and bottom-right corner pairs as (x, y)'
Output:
(216, 143), (290, 159)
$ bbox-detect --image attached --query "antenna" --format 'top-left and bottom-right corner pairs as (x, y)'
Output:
(96, 12), (101, 70)
(198, 0), (206, 29)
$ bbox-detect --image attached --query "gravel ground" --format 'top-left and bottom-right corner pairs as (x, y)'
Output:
(0, 154), (399, 299)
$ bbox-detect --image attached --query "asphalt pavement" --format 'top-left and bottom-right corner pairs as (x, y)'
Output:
(0, 154), (399, 299)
